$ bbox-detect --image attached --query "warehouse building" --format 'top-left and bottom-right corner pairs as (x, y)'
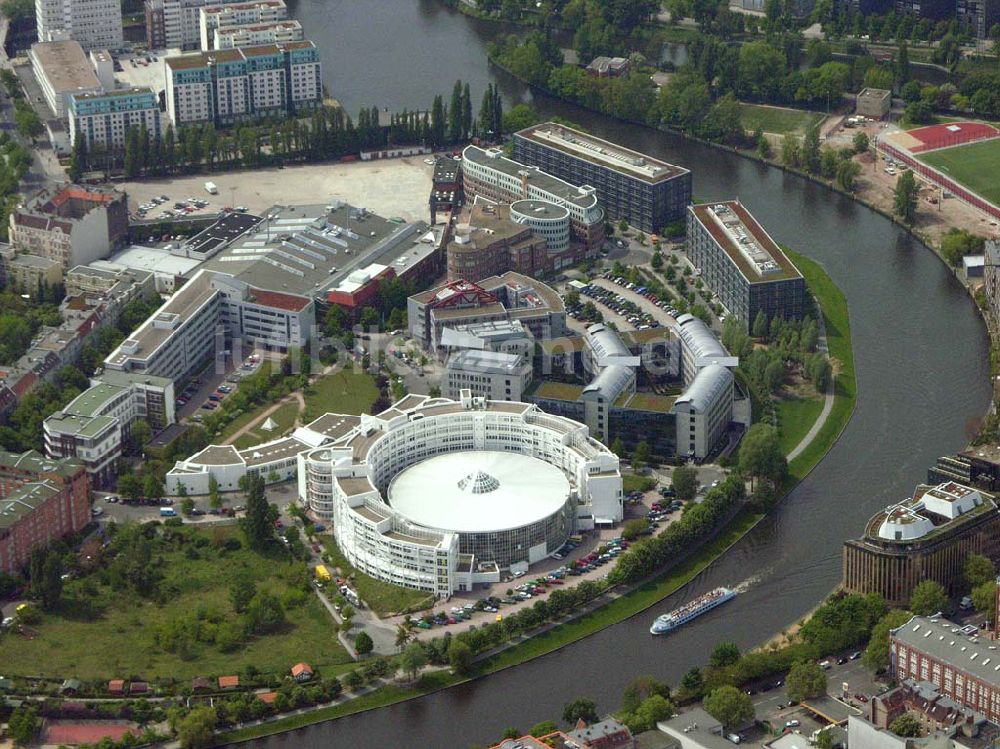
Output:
(687, 201), (806, 330)
(512, 122), (692, 233)
(842, 482), (1000, 607)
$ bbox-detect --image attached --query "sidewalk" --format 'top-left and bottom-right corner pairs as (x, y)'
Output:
(786, 312), (835, 462)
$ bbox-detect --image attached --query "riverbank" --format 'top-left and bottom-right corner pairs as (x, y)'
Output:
(214, 257), (856, 746)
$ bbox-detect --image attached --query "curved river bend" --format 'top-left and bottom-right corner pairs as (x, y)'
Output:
(243, 1), (992, 744)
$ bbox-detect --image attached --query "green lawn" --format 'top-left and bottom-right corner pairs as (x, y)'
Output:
(740, 103), (824, 136)
(919, 138), (1000, 207)
(302, 369), (379, 421)
(322, 537), (434, 618)
(232, 401), (301, 449)
(783, 249), (857, 480)
(0, 526), (353, 681)
(775, 394), (825, 456)
(623, 473), (657, 493)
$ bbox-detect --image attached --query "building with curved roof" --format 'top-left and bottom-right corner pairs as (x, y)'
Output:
(676, 313), (739, 385)
(673, 364), (735, 460)
(843, 481), (1000, 607)
(509, 199), (570, 255)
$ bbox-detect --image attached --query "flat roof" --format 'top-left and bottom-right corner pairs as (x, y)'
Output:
(617, 392), (677, 413)
(690, 201), (802, 283)
(338, 476), (375, 497)
(30, 41), (102, 94)
(184, 212), (262, 256)
(70, 87), (156, 102)
(531, 381), (584, 402)
(94, 245), (203, 278)
(463, 146), (600, 210)
(0, 481), (60, 530)
(388, 450), (570, 533)
(303, 413), (360, 440)
(240, 436), (305, 466)
(446, 349), (525, 375)
(188, 444), (243, 466)
(516, 122), (689, 183)
(62, 382), (126, 417)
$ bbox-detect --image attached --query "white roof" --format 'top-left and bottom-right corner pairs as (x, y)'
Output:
(93, 245), (202, 278)
(387, 450), (570, 533)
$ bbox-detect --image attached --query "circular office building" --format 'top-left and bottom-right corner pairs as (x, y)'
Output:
(510, 199), (571, 254)
(388, 450), (573, 569)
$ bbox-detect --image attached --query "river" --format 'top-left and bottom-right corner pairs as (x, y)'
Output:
(240, 1), (993, 745)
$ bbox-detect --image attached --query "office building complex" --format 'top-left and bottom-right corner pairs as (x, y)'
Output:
(164, 41), (321, 126)
(9, 185), (129, 269)
(198, 0), (288, 48)
(444, 349), (533, 401)
(408, 273), (566, 351)
(676, 312), (740, 387)
(890, 615), (1000, 724)
(462, 145), (605, 257)
(68, 88), (162, 150)
(0, 450), (90, 575)
(674, 364), (736, 460)
(512, 122), (692, 233)
(842, 482), (1000, 607)
(35, 0), (123, 50)
(28, 41), (103, 119)
(687, 201), (807, 329)
(446, 201), (547, 282)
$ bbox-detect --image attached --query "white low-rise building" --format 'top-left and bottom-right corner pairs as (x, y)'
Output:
(444, 349), (533, 402)
(29, 41), (103, 119)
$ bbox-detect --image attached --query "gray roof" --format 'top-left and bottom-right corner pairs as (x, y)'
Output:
(674, 364), (733, 413)
(582, 364), (634, 402)
(891, 615), (1000, 687)
(676, 314), (729, 362)
(585, 323), (639, 367)
(446, 349), (526, 376)
(462, 145), (601, 211)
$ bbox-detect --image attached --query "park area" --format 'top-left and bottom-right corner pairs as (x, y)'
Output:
(918, 137), (1000, 207)
(0, 524), (354, 681)
(739, 103), (825, 135)
(322, 537), (434, 618)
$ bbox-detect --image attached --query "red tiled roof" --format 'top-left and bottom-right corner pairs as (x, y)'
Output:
(290, 662), (312, 677)
(12, 372), (38, 398)
(49, 187), (118, 208)
(107, 680), (125, 693)
(248, 288), (311, 312)
(218, 675), (239, 689)
(257, 691), (278, 704)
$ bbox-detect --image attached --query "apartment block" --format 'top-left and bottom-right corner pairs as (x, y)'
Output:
(2, 253), (63, 294)
(145, 0), (238, 49)
(686, 201), (806, 330)
(29, 41), (103, 119)
(512, 122), (692, 234)
(0, 450), (90, 575)
(164, 40), (321, 126)
(9, 185), (129, 270)
(35, 0), (123, 50)
(198, 0), (288, 49)
(68, 88), (162, 150)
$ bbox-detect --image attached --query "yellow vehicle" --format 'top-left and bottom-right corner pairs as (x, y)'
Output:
(15, 603), (27, 614)
(314, 565), (332, 583)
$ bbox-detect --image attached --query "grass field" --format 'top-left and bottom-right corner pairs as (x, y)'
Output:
(0, 526), (353, 681)
(322, 537), (434, 617)
(775, 395), (825, 456)
(302, 369), (379, 421)
(740, 103), (824, 135)
(919, 138), (1000, 207)
(233, 401), (301, 449)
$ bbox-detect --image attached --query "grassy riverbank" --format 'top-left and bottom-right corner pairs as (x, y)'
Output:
(783, 249), (857, 481)
(215, 257), (856, 746)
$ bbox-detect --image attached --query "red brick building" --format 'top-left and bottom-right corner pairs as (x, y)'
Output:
(0, 450), (90, 575)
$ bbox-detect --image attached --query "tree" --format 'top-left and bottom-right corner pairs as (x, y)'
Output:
(972, 579), (997, 613)
(893, 170), (918, 225)
(143, 472), (163, 500)
(177, 706), (218, 749)
(181, 497), (195, 515)
(672, 464), (698, 502)
(400, 641), (427, 681)
(853, 131), (870, 154)
(863, 608), (914, 671)
(230, 578), (256, 613)
(801, 127), (821, 174)
(530, 721), (559, 737)
(632, 441), (651, 469)
(208, 475), (220, 509)
(354, 630), (374, 655)
(786, 660), (827, 702)
(752, 310), (769, 339)
(965, 554), (996, 590)
(739, 423), (787, 488)
(39, 552), (63, 610)
(622, 518), (650, 541)
(895, 41), (910, 86)
(836, 160), (861, 192)
(502, 103), (540, 134)
(704, 686), (754, 728)
(910, 580), (948, 616)
(781, 133), (800, 167)
(244, 591), (285, 634)
(679, 667), (705, 697)
(563, 697), (599, 725)
(448, 80), (463, 143)
(889, 714), (921, 738)
(241, 474), (272, 550)
(448, 638), (474, 675)
(709, 641), (741, 668)
(8, 706), (38, 746)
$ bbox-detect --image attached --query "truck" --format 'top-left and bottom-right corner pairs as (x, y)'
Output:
(160, 507), (177, 517)
(314, 564), (332, 583)
(204, 181), (218, 195)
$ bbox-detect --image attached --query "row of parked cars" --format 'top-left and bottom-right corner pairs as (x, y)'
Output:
(577, 282), (663, 330)
(602, 272), (691, 320)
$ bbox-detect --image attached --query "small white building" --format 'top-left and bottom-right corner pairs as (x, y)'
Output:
(444, 349), (533, 402)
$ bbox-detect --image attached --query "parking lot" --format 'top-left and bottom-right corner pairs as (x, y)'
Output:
(566, 276), (673, 332)
(177, 352), (263, 425)
(131, 192), (216, 222)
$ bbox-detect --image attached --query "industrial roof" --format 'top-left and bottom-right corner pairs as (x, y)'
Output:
(387, 450), (570, 533)
(674, 364), (733, 413)
(446, 349), (526, 376)
(515, 122), (689, 183)
(94, 245), (203, 278)
(29, 41), (102, 94)
(892, 616), (1000, 687)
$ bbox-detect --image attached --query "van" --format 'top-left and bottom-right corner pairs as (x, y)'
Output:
(727, 734), (742, 744)
(160, 507), (177, 517)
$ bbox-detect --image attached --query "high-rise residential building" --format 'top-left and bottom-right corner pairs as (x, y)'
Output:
(512, 122), (692, 234)
(164, 41), (321, 126)
(210, 19), (302, 49)
(686, 201), (807, 330)
(145, 0), (237, 49)
(36, 0), (123, 50)
(9, 184), (129, 270)
(28, 41), (103, 119)
(67, 88), (162, 150)
(0, 450), (90, 575)
(197, 0), (287, 48)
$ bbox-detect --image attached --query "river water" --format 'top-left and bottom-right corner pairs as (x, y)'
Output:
(241, 1), (992, 745)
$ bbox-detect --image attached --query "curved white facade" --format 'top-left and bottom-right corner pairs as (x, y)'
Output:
(510, 199), (570, 254)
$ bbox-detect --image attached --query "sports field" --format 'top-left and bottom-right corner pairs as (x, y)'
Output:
(739, 103), (824, 135)
(918, 138), (1000, 207)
